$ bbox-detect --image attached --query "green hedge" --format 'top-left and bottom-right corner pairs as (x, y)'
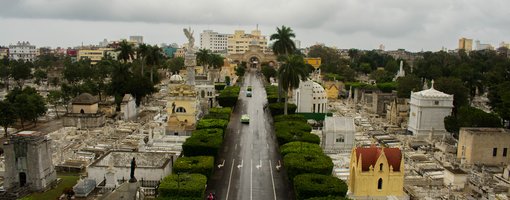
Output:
(274, 120), (318, 146)
(182, 131), (223, 157)
(196, 119), (229, 131)
(294, 174), (348, 200)
(214, 83), (226, 91)
(284, 153), (333, 181)
(158, 173), (207, 199)
(173, 156), (214, 179)
(203, 107), (232, 120)
(280, 142), (324, 157)
(265, 85), (284, 103)
(217, 86), (240, 107)
(275, 130), (320, 146)
(191, 128), (224, 137)
(273, 114), (307, 123)
(269, 102), (297, 116)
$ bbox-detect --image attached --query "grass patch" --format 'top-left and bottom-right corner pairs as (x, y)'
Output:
(23, 175), (79, 200)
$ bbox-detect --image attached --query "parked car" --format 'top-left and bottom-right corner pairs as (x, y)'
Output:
(246, 91), (252, 97)
(241, 114), (250, 124)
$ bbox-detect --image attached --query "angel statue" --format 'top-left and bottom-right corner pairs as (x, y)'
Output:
(183, 27), (195, 50)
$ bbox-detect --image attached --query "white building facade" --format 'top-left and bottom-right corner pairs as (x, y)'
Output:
(9, 41), (36, 62)
(293, 79), (328, 113)
(407, 81), (453, 136)
(322, 117), (355, 153)
(200, 30), (230, 53)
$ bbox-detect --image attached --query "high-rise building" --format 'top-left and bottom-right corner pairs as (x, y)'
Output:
(227, 29), (268, 54)
(200, 30), (230, 53)
(129, 36), (143, 44)
(475, 40), (494, 50)
(458, 37), (473, 51)
(293, 39), (301, 49)
(9, 41), (37, 62)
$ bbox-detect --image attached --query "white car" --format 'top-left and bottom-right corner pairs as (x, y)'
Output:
(241, 114), (250, 124)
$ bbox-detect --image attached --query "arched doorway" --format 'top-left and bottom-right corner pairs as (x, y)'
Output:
(249, 57), (260, 69)
(19, 172), (27, 187)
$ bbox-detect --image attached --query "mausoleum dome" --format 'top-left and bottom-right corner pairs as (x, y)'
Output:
(170, 74), (184, 82)
(73, 93), (98, 105)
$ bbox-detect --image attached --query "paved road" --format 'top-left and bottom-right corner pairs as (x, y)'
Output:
(206, 69), (294, 200)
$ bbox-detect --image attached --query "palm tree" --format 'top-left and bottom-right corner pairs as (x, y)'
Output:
(145, 45), (163, 83)
(278, 55), (309, 115)
(270, 25), (296, 56)
(117, 40), (135, 63)
(196, 49), (211, 73)
(137, 43), (149, 76)
(270, 25), (297, 103)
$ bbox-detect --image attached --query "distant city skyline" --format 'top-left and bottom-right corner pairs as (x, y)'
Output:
(1, 0), (510, 51)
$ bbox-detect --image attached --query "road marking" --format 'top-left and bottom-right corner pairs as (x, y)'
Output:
(237, 159), (243, 169)
(251, 143), (253, 150)
(226, 159), (235, 200)
(217, 159), (225, 169)
(251, 159), (253, 200)
(267, 143), (269, 149)
(234, 144), (237, 150)
(256, 160), (262, 169)
(237, 130), (240, 134)
(269, 160), (277, 200)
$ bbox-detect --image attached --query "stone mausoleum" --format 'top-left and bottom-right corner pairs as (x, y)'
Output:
(63, 93), (105, 128)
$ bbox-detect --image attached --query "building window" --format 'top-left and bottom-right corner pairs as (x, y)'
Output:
(434, 101), (439, 105)
(377, 178), (383, 190)
(380, 163), (383, 171)
(504, 148), (508, 157)
(493, 148), (498, 157)
(312, 104), (315, 113)
(336, 135), (344, 143)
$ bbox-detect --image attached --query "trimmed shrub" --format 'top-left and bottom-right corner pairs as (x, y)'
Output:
(196, 119), (229, 131)
(265, 85), (284, 103)
(273, 114), (307, 123)
(217, 86), (240, 107)
(284, 153), (333, 181)
(203, 107), (232, 120)
(214, 83), (226, 91)
(191, 128), (224, 137)
(275, 129), (320, 146)
(182, 131), (223, 157)
(294, 174), (348, 200)
(158, 173), (207, 199)
(173, 156), (214, 179)
(269, 102), (297, 116)
(280, 142), (323, 157)
(275, 121), (312, 133)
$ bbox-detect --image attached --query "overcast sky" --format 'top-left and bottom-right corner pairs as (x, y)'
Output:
(1, 0), (509, 52)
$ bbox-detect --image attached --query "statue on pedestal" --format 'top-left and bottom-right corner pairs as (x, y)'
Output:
(129, 157), (137, 182)
(183, 27), (195, 51)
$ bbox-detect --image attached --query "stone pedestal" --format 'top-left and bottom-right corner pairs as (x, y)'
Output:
(185, 52), (196, 85)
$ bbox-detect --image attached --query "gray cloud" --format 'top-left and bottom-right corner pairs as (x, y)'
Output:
(0, 0), (509, 51)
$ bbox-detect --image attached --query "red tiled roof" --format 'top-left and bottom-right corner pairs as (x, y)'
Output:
(355, 147), (402, 172)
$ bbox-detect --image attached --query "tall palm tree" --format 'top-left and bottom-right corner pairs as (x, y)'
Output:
(278, 55), (309, 115)
(271, 25), (297, 103)
(117, 40), (135, 63)
(196, 49), (211, 74)
(137, 43), (149, 76)
(270, 25), (296, 56)
(146, 45), (163, 83)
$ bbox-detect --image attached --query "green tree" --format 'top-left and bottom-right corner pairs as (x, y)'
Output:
(488, 81), (510, 127)
(136, 43), (149, 76)
(209, 54), (224, 69)
(117, 40), (135, 63)
(10, 60), (32, 88)
(444, 106), (502, 134)
(261, 65), (277, 82)
(46, 90), (62, 118)
(0, 100), (16, 137)
(0, 57), (9, 89)
(6, 87), (47, 128)
(369, 69), (392, 83)
(396, 75), (422, 98)
(434, 77), (469, 113)
(235, 62), (246, 77)
(166, 57), (184, 74)
(33, 68), (47, 85)
(270, 25), (296, 56)
(225, 76), (231, 86)
(196, 49), (211, 68)
(278, 55), (309, 115)
(108, 63), (132, 110)
(145, 45), (163, 83)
